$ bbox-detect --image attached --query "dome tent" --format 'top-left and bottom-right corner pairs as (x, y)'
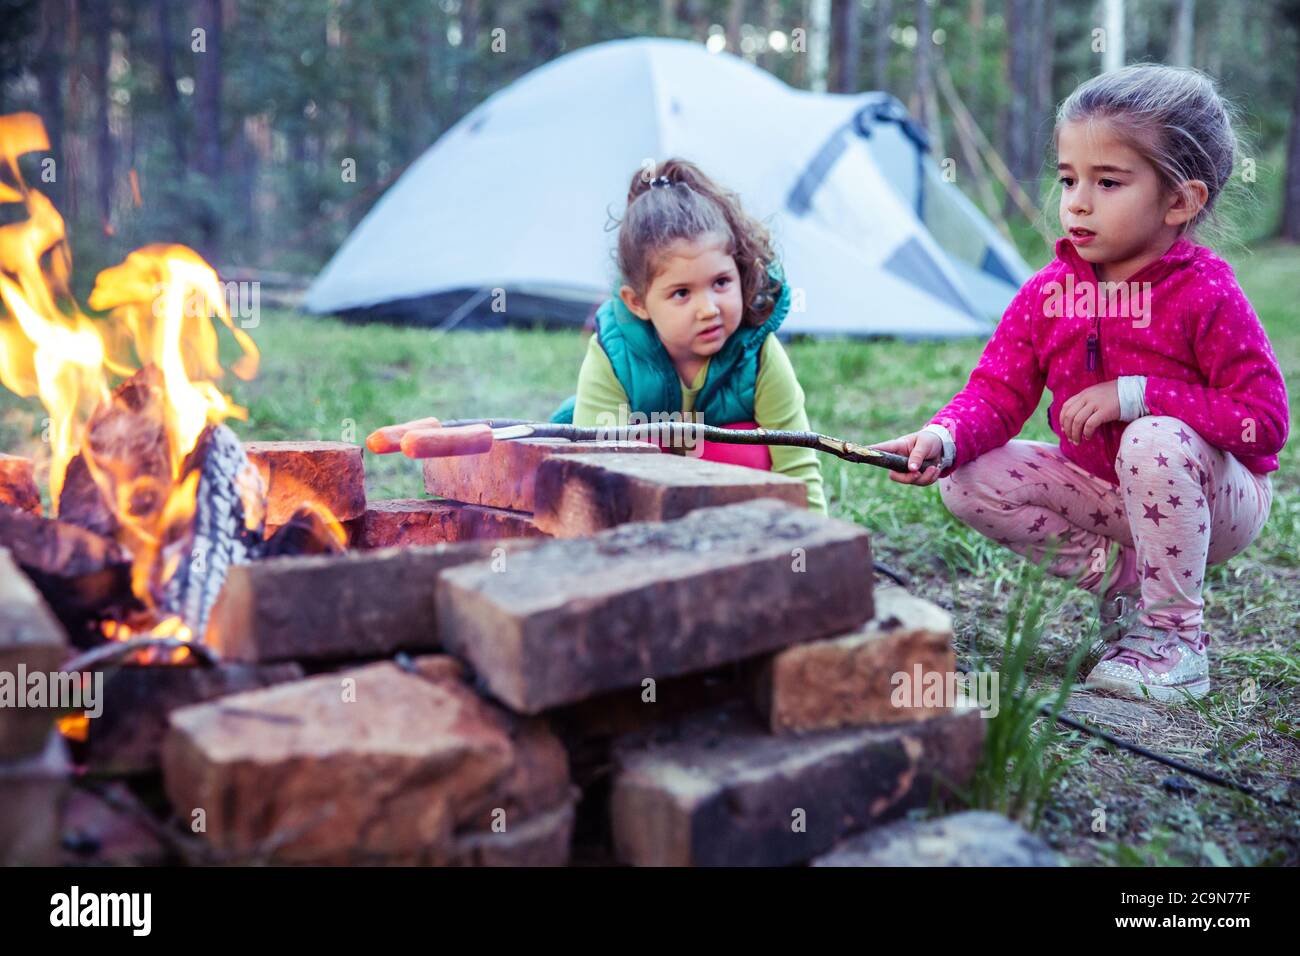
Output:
(305, 37), (1030, 338)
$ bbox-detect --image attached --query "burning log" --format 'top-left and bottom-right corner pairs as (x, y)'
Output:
(0, 505), (132, 635)
(261, 504), (348, 557)
(27, 366), (267, 642)
(0, 453), (41, 514)
(55, 366), (172, 539)
(154, 423), (266, 641)
(56, 455), (117, 537)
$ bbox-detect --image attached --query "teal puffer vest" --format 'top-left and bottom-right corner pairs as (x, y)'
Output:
(551, 263), (790, 425)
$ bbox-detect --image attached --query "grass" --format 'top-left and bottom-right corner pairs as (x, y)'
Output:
(960, 554), (1096, 830)
(2, 243), (1297, 865)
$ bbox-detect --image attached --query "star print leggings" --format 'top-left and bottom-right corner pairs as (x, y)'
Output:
(937, 416), (1273, 633)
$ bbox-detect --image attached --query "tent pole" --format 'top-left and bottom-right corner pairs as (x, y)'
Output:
(943, 77), (1015, 241)
(937, 62), (1055, 246)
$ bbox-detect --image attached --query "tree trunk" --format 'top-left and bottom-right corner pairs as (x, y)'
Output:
(807, 0), (831, 92)
(726, 0), (745, 54)
(830, 0), (860, 92)
(1169, 0), (1195, 67)
(1280, 64), (1300, 241)
(90, 0), (113, 232)
(1004, 0), (1033, 218)
(527, 0), (563, 65)
(193, 0), (223, 258)
(1102, 0), (1125, 73)
(452, 0), (479, 121)
(194, 0), (223, 181)
(1030, 0), (1055, 200)
(913, 0), (933, 135)
(660, 0), (676, 37)
(758, 0), (779, 70)
(156, 0), (187, 169)
(963, 0), (984, 168)
(872, 0), (893, 91)
(34, 0), (67, 208)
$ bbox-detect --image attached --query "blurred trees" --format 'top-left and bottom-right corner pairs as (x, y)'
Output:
(0, 0), (1296, 286)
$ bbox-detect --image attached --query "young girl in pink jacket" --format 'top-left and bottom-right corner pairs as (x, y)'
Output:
(875, 65), (1288, 702)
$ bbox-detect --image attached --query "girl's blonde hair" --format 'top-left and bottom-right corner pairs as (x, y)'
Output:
(1054, 64), (1240, 240)
(613, 158), (781, 328)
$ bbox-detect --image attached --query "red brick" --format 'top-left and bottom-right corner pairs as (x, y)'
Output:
(756, 586), (956, 734)
(423, 437), (658, 512)
(437, 499), (874, 713)
(162, 659), (572, 865)
(205, 539), (537, 663)
(244, 440), (366, 525)
(610, 703), (986, 867)
(359, 498), (547, 548)
(533, 452), (808, 537)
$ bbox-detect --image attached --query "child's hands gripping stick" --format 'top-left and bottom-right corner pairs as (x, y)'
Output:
(870, 431), (945, 486)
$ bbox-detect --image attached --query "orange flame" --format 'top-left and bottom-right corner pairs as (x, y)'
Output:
(0, 113), (260, 652)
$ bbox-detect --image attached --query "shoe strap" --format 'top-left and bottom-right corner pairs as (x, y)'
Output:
(1101, 624), (1205, 665)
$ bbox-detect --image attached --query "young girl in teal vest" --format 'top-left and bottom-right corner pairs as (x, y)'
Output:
(552, 158), (826, 513)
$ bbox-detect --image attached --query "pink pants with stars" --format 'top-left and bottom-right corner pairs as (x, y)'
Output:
(938, 417), (1272, 633)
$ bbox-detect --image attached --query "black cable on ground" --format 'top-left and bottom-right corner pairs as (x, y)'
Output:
(1044, 702), (1297, 811)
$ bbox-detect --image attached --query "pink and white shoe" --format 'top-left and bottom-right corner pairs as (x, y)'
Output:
(1085, 624), (1210, 702)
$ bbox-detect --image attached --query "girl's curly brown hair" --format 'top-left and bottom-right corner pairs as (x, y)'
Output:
(613, 158), (782, 328)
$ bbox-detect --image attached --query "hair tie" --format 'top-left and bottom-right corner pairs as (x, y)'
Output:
(649, 175), (673, 189)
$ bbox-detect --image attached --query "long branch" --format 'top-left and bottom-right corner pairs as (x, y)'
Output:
(440, 419), (921, 472)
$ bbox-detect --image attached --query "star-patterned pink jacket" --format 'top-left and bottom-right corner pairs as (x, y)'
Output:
(928, 236), (1289, 486)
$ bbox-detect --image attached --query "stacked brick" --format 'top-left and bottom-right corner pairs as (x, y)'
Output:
(2, 435), (981, 867)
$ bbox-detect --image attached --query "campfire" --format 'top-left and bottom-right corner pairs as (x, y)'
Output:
(0, 113), (343, 679)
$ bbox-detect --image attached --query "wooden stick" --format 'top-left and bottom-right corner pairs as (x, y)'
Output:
(431, 419), (935, 473)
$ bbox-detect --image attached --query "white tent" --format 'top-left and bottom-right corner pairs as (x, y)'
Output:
(305, 37), (1031, 337)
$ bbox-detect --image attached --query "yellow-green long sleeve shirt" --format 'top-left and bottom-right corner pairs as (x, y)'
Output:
(571, 331), (827, 514)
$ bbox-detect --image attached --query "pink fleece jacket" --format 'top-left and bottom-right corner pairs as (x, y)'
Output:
(929, 236), (1288, 486)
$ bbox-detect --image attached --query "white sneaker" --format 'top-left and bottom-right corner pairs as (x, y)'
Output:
(1085, 623), (1210, 702)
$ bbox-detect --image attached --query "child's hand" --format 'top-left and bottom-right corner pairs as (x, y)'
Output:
(871, 431), (945, 486)
(1059, 381), (1121, 444)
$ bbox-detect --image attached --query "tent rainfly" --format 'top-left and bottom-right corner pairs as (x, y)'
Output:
(305, 37), (1032, 338)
